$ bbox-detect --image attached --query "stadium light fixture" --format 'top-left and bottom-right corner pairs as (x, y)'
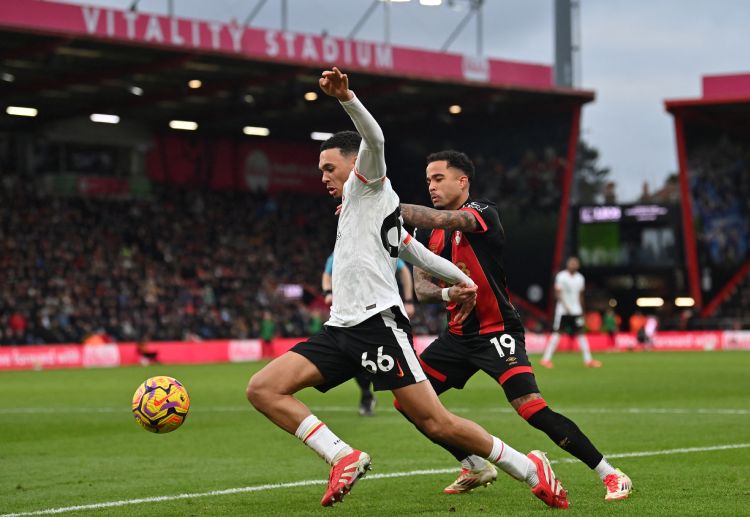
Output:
(674, 297), (695, 307)
(304, 91), (318, 101)
(169, 120), (198, 131)
(1, 72), (14, 82)
(6, 106), (38, 117)
(243, 94), (255, 104)
(243, 126), (270, 137)
(636, 297), (664, 308)
(311, 131), (334, 141)
(129, 86), (144, 96)
(449, 104), (462, 114)
(419, 0), (443, 5)
(188, 79), (202, 89)
(90, 113), (120, 124)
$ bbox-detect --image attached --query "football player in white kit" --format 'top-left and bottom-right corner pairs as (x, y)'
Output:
(541, 257), (602, 368)
(246, 68), (569, 509)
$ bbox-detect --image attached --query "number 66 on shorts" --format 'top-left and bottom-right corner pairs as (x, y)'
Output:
(362, 346), (394, 373)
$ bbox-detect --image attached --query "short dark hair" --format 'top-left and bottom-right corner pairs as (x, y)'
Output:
(320, 130), (361, 156)
(426, 150), (475, 181)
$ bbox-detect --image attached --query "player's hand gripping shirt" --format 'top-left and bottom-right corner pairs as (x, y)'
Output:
(327, 95), (472, 327)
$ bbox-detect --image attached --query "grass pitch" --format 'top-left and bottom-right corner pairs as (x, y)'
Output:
(1, 351), (749, 516)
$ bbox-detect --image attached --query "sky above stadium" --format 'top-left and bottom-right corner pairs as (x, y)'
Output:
(58, 0), (750, 202)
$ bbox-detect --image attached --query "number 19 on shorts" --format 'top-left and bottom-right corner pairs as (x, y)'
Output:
(491, 334), (516, 357)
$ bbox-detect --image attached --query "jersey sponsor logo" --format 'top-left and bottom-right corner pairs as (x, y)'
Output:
(465, 201), (488, 212)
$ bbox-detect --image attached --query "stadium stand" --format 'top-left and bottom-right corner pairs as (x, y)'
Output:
(0, 178), (336, 344)
(666, 72), (750, 327)
(0, 0), (593, 345)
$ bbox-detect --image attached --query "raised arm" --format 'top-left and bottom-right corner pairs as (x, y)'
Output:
(320, 67), (385, 182)
(400, 203), (479, 232)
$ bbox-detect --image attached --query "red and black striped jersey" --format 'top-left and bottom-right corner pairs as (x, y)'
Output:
(415, 199), (524, 336)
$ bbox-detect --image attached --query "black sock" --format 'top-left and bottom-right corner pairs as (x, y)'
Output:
(354, 373), (373, 403)
(526, 407), (603, 469)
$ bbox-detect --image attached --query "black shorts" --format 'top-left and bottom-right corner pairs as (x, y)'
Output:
(554, 314), (584, 335)
(291, 307), (426, 393)
(418, 330), (539, 402)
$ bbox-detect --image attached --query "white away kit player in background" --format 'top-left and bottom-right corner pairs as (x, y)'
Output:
(246, 67), (570, 509)
(541, 256), (602, 368)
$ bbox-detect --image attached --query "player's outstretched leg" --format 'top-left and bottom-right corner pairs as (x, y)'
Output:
(517, 397), (632, 501)
(393, 398), (498, 494)
(247, 352), (372, 507)
(393, 384), (570, 509)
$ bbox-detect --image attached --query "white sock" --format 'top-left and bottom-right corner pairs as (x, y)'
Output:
(542, 333), (560, 361)
(594, 458), (617, 480)
(294, 415), (352, 465)
(461, 455), (486, 471)
(486, 436), (538, 486)
(578, 335), (593, 363)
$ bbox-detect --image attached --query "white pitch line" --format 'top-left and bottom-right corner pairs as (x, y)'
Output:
(2, 443), (749, 517)
(0, 406), (748, 415)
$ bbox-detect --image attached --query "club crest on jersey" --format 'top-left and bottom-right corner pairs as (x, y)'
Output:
(454, 231), (461, 245)
(456, 261), (470, 277)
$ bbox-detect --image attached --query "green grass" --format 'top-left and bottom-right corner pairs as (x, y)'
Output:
(1, 351), (749, 516)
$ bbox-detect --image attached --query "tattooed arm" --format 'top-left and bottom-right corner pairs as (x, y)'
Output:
(413, 266), (476, 304)
(413, 267), (442, 303)
(400, 203), (479, 232)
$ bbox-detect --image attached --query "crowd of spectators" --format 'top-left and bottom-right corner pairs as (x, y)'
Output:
(689, 134), (750, 268)
(0, 179), (339, 345)
(1, 175), (479, 345)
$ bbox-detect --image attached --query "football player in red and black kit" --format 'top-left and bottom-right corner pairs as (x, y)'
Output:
(399, 150), (632, 502)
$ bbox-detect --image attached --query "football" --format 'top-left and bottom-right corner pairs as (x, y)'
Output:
(131, 376), (190, 433)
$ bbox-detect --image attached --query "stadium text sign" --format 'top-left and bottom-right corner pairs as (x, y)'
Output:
(0, 0), (552, 89)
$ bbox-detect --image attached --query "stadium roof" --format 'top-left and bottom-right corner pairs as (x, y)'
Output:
(0, 0), (594, 138)
(665, 73), (750, 122)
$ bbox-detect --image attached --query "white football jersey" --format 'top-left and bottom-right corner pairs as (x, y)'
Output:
(326, 94), (474, 327)
(327, 174), (407, 327)
(326, 94), (406, 327)
(554, 270), (585, 317)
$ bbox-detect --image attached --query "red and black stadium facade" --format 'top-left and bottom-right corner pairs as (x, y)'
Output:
(665, 73), (750, 319)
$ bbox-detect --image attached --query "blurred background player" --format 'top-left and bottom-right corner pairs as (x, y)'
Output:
(541, 257), (602, 368)
(399, 150), (631, 501)
(323, 252), (415, 416)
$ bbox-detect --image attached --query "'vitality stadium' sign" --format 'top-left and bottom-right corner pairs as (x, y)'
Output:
(0, 0), (552, 89)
